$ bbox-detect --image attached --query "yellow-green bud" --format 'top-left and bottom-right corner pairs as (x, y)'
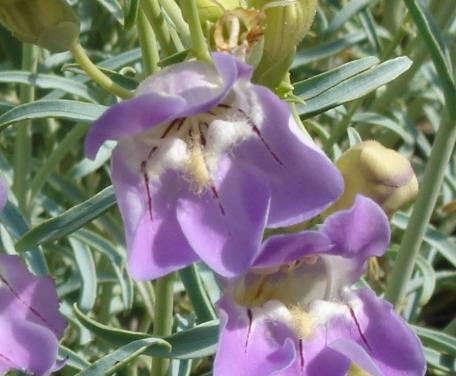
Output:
(197, 0), (241, 24)
(326, 141), (419, 217)
(0, 0), (80, 52)
(250, 0), (318, 88)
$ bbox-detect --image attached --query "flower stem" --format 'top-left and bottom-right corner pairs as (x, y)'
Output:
(385, 113), (456, 308)
(151, 273), (175, 376)
(137, 9), (160, 76)
(141, 0), (176, 56)
(13, 43), (37, 213)
(158, 0), (191, 46)
(69, 42), (133, 99)
(179, 265), (216, 323)
(385, 0), (456, 309)
(181, 0), (211, 62)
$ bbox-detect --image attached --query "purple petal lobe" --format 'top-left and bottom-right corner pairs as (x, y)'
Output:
(253, 231), (332, 269)
(0, 254), (66, 337)
(136, 52), (251, 118)
(350, 289), (426, 375)
(215, 297), (298, 376)
(0, 255), (66, 376)
(235, 85), (343, 227)
(328, 339), (382, 376)
(321, 195), (390, 259)
(111, 146), (198, 280)
(176, 158), (271, 277)
(0, 319), (59, 376)
(84, 93), (185, 159)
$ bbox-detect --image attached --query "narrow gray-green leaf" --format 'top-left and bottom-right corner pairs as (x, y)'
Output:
(15, 186), (116, 252)
(297, 57), (412, 118)
(294, 56), (379, 99)
(0, 71), (97, 101)
(73, 304), (218, 359)
(70, 238), (97, 312)
(76, 338), (165, 376)
(0, 100), (106, 131)
(325, 0), (373, 35)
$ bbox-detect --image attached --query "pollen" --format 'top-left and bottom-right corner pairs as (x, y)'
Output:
(348, 363), (372, 376)
(186, 123), (211, 193)
(290, 306), (315, 338)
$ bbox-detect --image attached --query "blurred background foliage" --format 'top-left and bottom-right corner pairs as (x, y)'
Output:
(0, 0), (455, 375)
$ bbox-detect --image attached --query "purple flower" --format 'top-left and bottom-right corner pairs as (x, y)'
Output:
(85, 52), (343, 280)
(0, 254), (67, 376)
(214, 195), (426, 376)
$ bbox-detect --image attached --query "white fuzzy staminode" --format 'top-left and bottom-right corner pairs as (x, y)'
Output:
(253, 299), (295, 328)
(146, 137), (189, 179)
(307, 299), (350, 327)
(204, 118), (252, 172)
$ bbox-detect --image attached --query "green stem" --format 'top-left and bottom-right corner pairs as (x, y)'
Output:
(70, 42), (133, 99)
(137, 10), (160, 76)
(385, 0), (456, 309)
(179, 265), (216, 323)
(384, 114), (456, 308)
(159, 0), (191, 46)
(141, 0), (176, 56)
(151, 273), (175, 376)
(181, 0), (211, 62)
(13, 43), (37, 213)
(381, 2), (405, 35)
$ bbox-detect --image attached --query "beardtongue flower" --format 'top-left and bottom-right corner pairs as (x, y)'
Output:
(0, 253), (67, 375)
(85, 52), (343, 280)
(215, 195), (426, 376)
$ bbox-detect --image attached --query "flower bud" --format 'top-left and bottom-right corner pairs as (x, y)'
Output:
(197, 0), (241, 24)
(0, 0), (80, 52)
(249, 0), (318, 88)
(326, 141), (419, 217)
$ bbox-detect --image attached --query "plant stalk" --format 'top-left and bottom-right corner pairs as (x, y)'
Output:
(141, 0), (176, 56)
(13, 43), (38, 213)
(137, 10), (160, 76)
(181, 0), (211, 62)
(151, 273), (175, 376)
(70, 42), (133, 99)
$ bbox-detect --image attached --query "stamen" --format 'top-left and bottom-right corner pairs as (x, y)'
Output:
(349, 307), (371, 351)
(199, 123), (208, 146)
(147, 119), (181, 159)
(141, 160), (153, 221)
(245, 308), (253, 353)
(210, 185), (226, 216)
(217, 104), (284, 166)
